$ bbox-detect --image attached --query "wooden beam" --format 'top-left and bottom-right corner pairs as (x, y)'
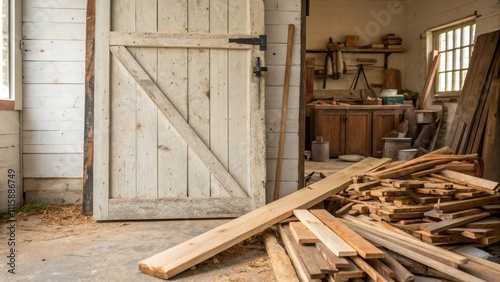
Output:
(110, 32), (253, 49)
(419, 52), (441, 109)
(110, 45), (247, 198)
(274, 24), (294, 201)
(310, 209), (384, 259)
(379, 249), (415, 282)
(263, 230), (300, 282)
(294, 210), (357, 257)
(83, 0), (95, 216)
(350, 256), (388, 282)
(138, 157), (391, 279)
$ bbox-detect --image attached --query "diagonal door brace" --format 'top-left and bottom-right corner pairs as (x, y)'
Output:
(110, 45), (248, 198)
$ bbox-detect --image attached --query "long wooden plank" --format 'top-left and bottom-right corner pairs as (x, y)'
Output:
(344, 224), (485, 282)
(138, 157), (391, 279)
(439, 170), (499, 194)
(110, 45), (247, 198)
(294, 210), (357, 257)
(316, 242), (350, 269)
(92, 0), (110, 220)
(433, 194), (500, 213)
(110, 32), (254, 49)
(274, 24), (295, 201)
(422, 212), (490, 234)
(310, 209), (384, 259)
(419, 52), (441, 109)
(342, 215), (468, 266)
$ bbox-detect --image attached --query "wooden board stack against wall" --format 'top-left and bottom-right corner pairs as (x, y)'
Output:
(22, 0), (87, 204)
(265, 0), (302, 202)
(0, 111), (21, 211)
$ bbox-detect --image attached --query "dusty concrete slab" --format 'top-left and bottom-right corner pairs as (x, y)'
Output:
(0, 206), (276, 281)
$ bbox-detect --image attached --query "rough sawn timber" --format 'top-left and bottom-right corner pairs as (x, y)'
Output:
(138, 157), (391, 279)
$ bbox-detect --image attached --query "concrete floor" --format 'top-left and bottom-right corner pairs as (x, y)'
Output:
(0, 216), (275, 282)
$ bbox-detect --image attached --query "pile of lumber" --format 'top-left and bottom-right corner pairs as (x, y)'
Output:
(138, 153), (498, 281)
(325, 147), (500, 247)
(447, 30), (500, 182)
(276, 208), (498, 282)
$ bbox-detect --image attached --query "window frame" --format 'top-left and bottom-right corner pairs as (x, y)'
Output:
(0, 0), (21, 110)
(429, 17), (477, 99)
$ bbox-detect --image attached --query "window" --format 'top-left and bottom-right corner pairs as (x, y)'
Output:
(1, 0), (9, 100)
(434, 21), (475, 96)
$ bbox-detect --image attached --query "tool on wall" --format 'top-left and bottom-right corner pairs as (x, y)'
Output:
(322, 38), (344, 89)
(350, 64), (375, 98)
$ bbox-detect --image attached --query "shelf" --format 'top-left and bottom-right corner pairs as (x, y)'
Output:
(306, 48), (405, 69)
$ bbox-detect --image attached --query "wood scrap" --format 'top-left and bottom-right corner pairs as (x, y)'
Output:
(350, 256), (389, 282)
(332, 259), (365, 281)
(379, 249), (415, 282)
(422, 212), (490, 234)
(433, 194), (500, 213)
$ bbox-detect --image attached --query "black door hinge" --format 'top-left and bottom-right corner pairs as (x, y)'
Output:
(253, 57), (267, 77)
(229, 35), (267, 51)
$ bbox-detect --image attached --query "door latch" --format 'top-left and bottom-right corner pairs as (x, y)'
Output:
(253, 57), (268, 77)
(229, 35), (267, 51)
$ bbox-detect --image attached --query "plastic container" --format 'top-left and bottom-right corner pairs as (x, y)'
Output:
(382, 95), (404, 105)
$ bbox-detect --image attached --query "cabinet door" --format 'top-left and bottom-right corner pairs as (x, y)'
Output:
(345, 110), (372, 156)
(322, 111), (345, 157)
(372, 109), (405, 157)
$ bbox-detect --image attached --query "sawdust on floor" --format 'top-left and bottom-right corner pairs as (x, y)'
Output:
(1, 205), (277, 281)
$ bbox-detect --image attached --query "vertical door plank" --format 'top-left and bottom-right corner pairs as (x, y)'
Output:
(187, 0), (211, 197)
(228, 0), (251, 194)
(209, 0), (230, 197)
(94, 0), (111, 219)
(110, 0), (137, 199)
(249, 0), (267, 208)
(135, 0), (158, 198)
(157, 0), (189, 197)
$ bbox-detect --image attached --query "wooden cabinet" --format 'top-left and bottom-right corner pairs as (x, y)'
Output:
(310, 105), (410, 157)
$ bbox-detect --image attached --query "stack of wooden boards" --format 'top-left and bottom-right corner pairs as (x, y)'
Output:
(326, 147), (500, 247)
(278, 209), (498, 282)
(447, 30), (500, 182)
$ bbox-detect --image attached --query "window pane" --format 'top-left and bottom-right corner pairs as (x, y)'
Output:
(438, 73), (446, 92)
(455, 49), (461, 69)
(439, 33), (446, 51)
(455, 28), (461, 47)
(446, 51), (453, 71)
(446, 72), (453, 91)
(447, 31), (454, 50)
(1, 0), (9, 99)
(463, 47), (470, 68)
(463, 26), (470, 45)
(471, 24), (476, 44)
(439, 52), (446, 72)
(454, 71), (461, 91)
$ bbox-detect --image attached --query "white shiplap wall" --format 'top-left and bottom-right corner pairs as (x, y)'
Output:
(404, 0), (500, 98)
(265, 0), (302, 202)
(0, 111), (21, 211)
(22, 0), (87, 204)
(306, 0), (407, 93)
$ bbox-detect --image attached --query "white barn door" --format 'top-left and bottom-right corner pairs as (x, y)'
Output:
(94, 0), (266, 220)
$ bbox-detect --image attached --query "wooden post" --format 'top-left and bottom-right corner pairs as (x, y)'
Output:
(274, 24), (295, 201)
(83, 0), (95, 215)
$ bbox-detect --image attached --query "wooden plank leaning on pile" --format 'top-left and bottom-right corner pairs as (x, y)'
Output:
(138, 157), (391, 279)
